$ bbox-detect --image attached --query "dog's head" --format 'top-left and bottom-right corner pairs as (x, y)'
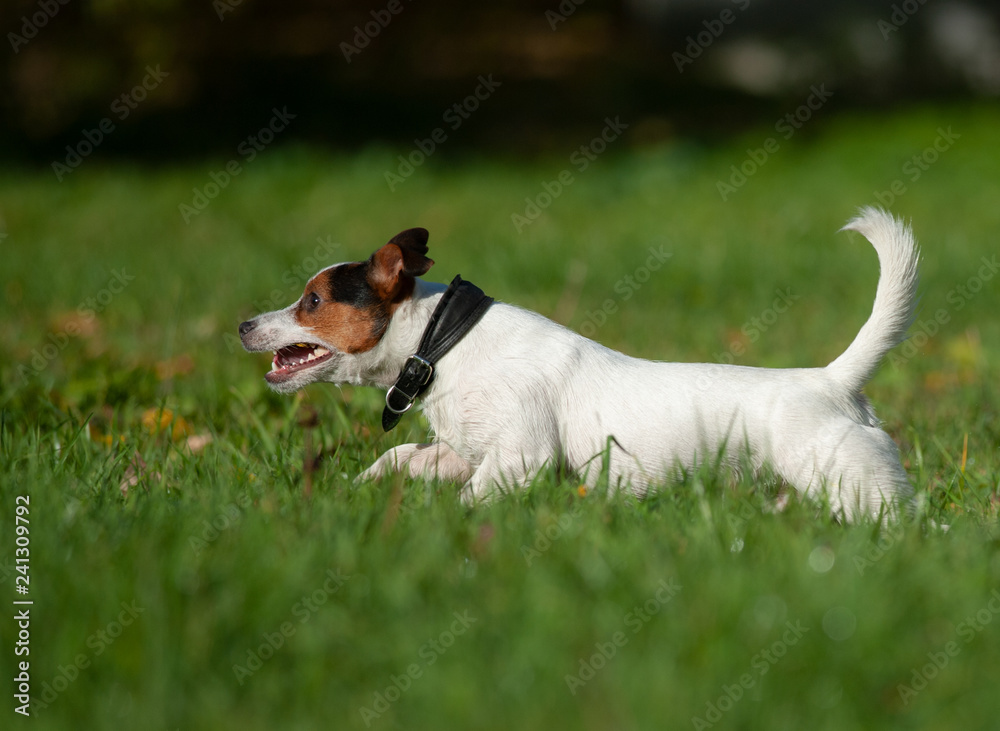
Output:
(239, 228), (434, 392)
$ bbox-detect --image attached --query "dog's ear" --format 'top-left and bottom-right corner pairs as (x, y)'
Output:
(387, 228), (433, 275)
(369, 228), (434, 300)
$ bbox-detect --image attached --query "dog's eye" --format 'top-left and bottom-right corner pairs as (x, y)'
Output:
(306, 292), (321, 309)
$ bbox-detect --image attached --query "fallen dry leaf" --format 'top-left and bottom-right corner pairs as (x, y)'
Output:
(141, 407), (192, 441)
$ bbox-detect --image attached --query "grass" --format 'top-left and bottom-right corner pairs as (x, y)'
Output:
(2, 104), (1000, 730)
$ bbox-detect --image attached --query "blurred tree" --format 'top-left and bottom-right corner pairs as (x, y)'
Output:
(1, 0), (997, 160)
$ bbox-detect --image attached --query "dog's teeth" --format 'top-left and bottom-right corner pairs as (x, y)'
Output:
(302, 346), (330, 363)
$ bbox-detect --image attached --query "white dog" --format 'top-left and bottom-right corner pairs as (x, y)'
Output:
(240, 207), (919, 520)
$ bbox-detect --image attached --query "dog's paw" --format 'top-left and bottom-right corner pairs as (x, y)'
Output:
(458, 478), (504, 507)
(356, 462), (387, 484)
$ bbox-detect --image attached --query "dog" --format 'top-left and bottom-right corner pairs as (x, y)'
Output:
(239, 207), (919, 520)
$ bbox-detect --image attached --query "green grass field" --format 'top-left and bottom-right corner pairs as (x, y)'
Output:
(2, 106), (999, 730)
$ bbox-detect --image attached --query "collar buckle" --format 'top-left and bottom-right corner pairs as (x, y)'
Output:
(384, 354), (434, 415)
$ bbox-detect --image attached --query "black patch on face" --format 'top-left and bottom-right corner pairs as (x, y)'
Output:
(368, 310), (390, 344)
(326, 263), (378, 306)
(305, 262), (392, 348)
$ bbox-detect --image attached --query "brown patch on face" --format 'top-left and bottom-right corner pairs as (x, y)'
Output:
(291, 230), (435, 354)
(296, 300), (386, 354)
(294, 264), (388, 354)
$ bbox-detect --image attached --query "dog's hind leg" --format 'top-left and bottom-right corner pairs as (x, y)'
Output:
(358, 442), (473, 483)
(834, 426), (914, 521)
(773, 421), (913, 521)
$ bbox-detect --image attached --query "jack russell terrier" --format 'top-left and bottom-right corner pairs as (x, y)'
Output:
(239, 207), (919, 520)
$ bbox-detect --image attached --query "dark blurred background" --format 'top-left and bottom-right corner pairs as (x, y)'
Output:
(3, 0), (1000, 163)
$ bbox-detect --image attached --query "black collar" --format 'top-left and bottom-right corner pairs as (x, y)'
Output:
(382, 275), (493, 431)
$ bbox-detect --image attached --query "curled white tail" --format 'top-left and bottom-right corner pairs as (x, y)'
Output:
(826, 208), (920, 393)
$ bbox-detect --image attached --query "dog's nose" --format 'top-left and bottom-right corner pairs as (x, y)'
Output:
(239, 320), (256, 337)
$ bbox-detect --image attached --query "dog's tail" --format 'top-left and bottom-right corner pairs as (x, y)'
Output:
(825, 207), (920, 393)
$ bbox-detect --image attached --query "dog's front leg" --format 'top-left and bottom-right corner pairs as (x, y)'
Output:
(358, 442), (473, 483)
(459, 461), (501, 506)
(458, 454), (539, 506)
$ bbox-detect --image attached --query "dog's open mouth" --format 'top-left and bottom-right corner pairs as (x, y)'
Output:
(265, 343), (334, 383)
